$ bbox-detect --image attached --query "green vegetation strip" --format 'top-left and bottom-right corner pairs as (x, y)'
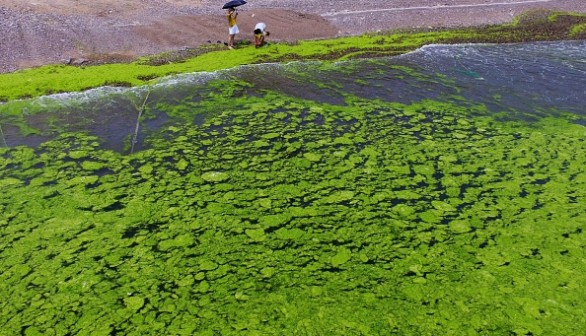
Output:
(1, 81), (586, 334)
(0, 10), (585, 102)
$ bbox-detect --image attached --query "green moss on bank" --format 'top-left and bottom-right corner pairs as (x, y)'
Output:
(0, 10), (585, 102)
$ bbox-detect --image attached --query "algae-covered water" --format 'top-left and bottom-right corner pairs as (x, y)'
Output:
(1, 41), (586, 335)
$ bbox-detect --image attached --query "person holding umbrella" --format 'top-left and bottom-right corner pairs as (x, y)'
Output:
(222, 1), (245, 49)
(226, 7), (239, 49)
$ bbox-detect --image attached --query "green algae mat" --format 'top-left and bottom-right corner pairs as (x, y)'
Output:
(1, 75), (586, 335)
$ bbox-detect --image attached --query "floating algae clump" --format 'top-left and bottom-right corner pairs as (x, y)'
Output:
(1, 76), (586, 335)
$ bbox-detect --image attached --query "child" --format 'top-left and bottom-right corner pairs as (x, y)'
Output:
(253, 22), (270, 48)
(226, 7), (239, 49)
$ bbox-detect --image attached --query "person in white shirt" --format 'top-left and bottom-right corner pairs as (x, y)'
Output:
(253, 22), (270, 48)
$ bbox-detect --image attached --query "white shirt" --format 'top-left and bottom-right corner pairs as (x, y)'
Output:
(254, 22), (266, 33)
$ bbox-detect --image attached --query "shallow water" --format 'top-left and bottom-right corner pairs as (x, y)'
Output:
(1, 40), (585, 150)
(412, 41), (586, 115)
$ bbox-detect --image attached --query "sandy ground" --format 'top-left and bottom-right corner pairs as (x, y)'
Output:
(1, 0), (585, 73)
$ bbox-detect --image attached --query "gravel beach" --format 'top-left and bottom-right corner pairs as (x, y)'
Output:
(1, 0), (585, 73)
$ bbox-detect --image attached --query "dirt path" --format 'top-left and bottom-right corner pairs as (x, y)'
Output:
(1, 0), (585, 73)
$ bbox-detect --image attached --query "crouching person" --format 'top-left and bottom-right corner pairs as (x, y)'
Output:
(253, 22), (270, 48)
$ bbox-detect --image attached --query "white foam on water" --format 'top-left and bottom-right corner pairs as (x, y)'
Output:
(150, 70), (227, 89)
(0, 69), (231, 111)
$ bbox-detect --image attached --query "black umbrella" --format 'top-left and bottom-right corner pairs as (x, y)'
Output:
(222, 0), (246, 9)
